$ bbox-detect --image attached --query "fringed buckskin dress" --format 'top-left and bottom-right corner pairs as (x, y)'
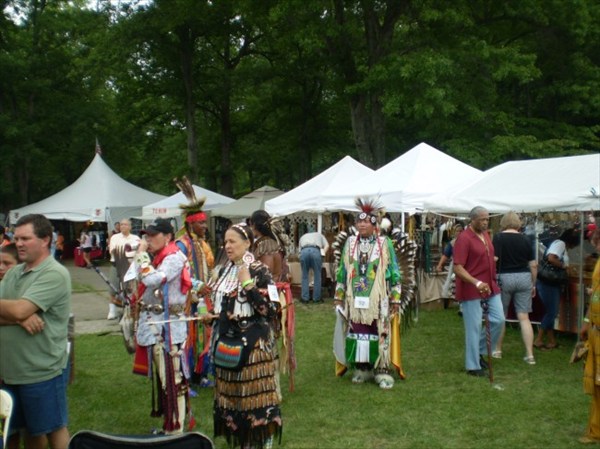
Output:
(211, 260), (282, 448)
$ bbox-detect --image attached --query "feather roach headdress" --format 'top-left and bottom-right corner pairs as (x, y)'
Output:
(174, 176), (207, 223)
(355, 197), (384, 225)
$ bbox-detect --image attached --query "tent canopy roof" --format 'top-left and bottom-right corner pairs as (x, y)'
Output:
(141, 185), (234, 220)
(9, 153), (165, 224)
(339, 143), (483, 212)
(424, 153), (600, 213)
(265, 155), (374, 216)
(211, 186), (283, 219)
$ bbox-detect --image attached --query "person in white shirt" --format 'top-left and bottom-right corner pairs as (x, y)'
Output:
(298, 231), (329, 303)
(107, 219), (140, 320)
(79, 229), (94, 268)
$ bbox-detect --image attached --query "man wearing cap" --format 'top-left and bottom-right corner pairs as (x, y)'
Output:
(134, 218), (193, 434)
(107, 218), (140, 320)
(299, 230), (329, 304)
(333, 198), (403, 389)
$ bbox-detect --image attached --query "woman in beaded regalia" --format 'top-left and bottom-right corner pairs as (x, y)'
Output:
(209, 223), (282, 448)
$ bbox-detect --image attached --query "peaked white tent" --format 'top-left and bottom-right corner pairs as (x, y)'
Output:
(211, 186), (284, 219)
(265, 155), (374, 216)
(424, 153), (600, 213)
(338, 142), (483, 212)
(9, 153), (165, 225)
(141, 185), (235, 220)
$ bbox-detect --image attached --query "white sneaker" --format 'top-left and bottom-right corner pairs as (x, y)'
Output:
(107, 304), (118, 320)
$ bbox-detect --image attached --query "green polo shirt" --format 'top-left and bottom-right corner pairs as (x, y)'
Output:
(0, 255), (71, 384)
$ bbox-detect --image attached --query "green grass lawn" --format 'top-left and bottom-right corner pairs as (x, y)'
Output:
(68, 303), (590, 448)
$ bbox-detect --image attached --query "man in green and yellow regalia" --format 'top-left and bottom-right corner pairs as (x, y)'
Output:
(333, 198), (404, 389)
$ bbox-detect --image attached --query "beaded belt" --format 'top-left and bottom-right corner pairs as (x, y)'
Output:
(140, 303), (185, 315)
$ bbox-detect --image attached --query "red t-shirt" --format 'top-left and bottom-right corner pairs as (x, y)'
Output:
(453, 227), (500, 301)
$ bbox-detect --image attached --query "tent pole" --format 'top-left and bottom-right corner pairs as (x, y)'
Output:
(317, 213), (323, 234)
(577, 211), (585, 335)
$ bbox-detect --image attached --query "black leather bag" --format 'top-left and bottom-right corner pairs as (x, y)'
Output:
(537, 257), (568, 286)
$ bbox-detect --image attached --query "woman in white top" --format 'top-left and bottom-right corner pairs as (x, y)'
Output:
(80, 229), (94, 267)
(534, 228), (580, 350)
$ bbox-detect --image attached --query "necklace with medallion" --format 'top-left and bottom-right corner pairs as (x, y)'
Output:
(358, 236), (375, 276)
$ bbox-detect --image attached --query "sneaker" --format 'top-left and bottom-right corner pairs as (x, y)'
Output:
(199, 377), (214, 388)
(351, 370), (374, 384)
(523, 356), (536, 365)
(107, 304), (118, 320)
(467, 369), (487, 377)
(479, 355), (489, 369)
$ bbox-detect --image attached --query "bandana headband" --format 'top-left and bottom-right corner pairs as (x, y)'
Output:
(185, 211), (207, 223)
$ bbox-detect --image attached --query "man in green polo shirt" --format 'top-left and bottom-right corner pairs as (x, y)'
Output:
(0, 213), (71, 449)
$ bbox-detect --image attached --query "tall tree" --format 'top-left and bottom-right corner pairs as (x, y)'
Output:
(323, 0), (406, 168)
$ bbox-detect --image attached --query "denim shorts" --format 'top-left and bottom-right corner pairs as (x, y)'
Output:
(3, 368), (69, 436)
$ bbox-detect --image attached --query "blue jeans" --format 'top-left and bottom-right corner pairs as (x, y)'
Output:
(461, 294), (504, 371)
(300, 247), (322, 301)
(537, 280), (561, 330)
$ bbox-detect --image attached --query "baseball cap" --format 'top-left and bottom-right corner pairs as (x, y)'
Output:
(142, 218), (174, 236)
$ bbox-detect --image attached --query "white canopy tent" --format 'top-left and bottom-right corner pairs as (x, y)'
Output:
(265, 155), (374, 216)
(141, 185), (234, 220)
(423, 153), (600, 213)
(211, 186), (284, 219)
(334, 142), (483, 213)
(9, 153), (165, 225)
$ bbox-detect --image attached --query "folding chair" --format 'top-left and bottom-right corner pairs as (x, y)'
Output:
(0, 389), (14, 448)
(68, 430), (214, 449)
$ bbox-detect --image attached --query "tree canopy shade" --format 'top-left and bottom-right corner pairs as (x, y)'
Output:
(1, 0), (599, 219)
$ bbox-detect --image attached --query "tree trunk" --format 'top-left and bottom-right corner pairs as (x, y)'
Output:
(349, 92), (386, 168)
(178, 28), (199, 182)
(328, 0), (403, 168)
(219, 42), (234, 197)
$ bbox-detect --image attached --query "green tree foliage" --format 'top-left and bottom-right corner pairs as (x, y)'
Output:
(1, 0), (598, 215)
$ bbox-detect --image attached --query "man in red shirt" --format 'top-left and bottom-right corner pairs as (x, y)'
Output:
(453, 206), (504, 377)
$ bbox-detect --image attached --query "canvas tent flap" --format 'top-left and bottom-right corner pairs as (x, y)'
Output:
(265, 156), (374, 216)
(141, 185), (234, 220)
(211, 186), (283, 219)
(338, 143), (483, 212)
(424, 153), (600, 213)
(9, 154), (165, 224)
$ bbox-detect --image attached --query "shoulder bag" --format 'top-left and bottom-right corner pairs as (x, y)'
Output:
(537, 256), (568, 286)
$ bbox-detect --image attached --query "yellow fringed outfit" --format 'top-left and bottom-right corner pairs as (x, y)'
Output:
(582, 256), (600, 442)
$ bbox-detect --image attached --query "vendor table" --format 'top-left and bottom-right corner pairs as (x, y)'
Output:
(288, 261), (335, 298)
(74, 247), (103, 267)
